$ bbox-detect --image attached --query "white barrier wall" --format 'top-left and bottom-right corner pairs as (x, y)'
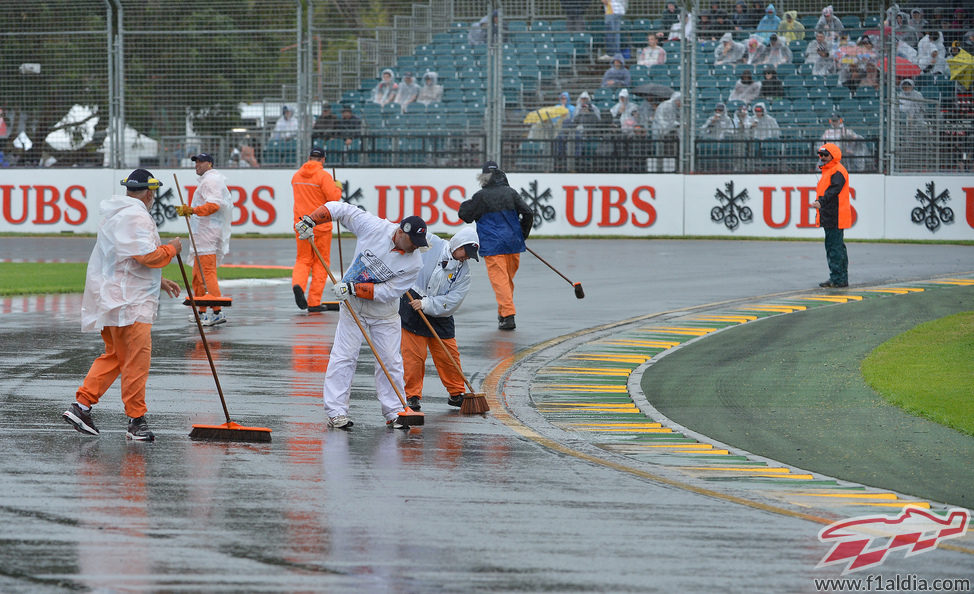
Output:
(1, 169), (972, 240)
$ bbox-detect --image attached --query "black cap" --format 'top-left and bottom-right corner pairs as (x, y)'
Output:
(120, 168), (162, 190)
(191, 153), (214, 163)
(399, 215), (429, 247)
(310, 147), (325, 158)
(463, 243), (480, 262)
(482, 160), (499, 173)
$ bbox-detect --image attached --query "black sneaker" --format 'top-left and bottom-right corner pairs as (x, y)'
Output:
(819, 281), (849, 288)
(498, 315), (516, 330)
(293, 285), (308, 310)
(447, 393), (464, 408)
(307, 304), (326, 312)
(63, 403), (99, 435)
(126, 416), (155, 442)
(406, 396), (421, 411)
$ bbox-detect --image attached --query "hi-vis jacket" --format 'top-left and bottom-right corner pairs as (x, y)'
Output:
(815, 142), (852, 230)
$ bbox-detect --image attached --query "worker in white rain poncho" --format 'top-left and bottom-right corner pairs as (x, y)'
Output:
(176, 153), (233, 326)
(63, 169), (182, 443)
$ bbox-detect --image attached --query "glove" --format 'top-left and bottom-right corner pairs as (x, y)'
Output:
(332, 282), (355, 301)
(334, 180), (343, 192)
(176, 205), (194, 217)
(295, 215), (316, 240)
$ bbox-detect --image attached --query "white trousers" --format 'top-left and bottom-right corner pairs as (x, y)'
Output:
(322, 306), (406, 422)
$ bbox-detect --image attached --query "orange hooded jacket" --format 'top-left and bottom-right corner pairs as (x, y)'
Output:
(815, 142), (852, 229)
(291, 160), (341, 231)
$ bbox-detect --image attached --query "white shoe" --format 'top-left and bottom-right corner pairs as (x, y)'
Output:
(203, 312), (226, 326)
(189, 312), (205, 323)
(328, 415), (353, 429)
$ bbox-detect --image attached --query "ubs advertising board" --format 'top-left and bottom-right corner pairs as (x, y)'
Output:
(1, 169), (972, 240)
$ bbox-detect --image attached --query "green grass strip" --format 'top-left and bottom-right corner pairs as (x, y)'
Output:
(0, 262), (289, 296)
(861, 311), (974, 436)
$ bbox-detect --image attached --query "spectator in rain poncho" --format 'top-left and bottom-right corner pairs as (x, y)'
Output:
(610, 89), (640, 135)
(729, 69), (762, 104)
(746, 102), (780, 140)
(272, 106), (299, 141)
(816, 6), (843, 43)
(417, 71), (443, 106)
(572, 91), (602, 139)
(700, 102), (735, 139)
(890, 11), (919, 48)
(715, 32), (746, 65)
(746, 36), (768, 65)
(652, 92), (681, 139)
(918, 31), (949, 76)
(963, 31), (974, 55)
(601, 54), (631, 88)
(898, 79), (927, 124)
(469, 10), (499, 46)
(395, 72), (421, 112)
(778, 10), (805, 42)
(528, 92), (576, 140)
(821, 113), (866, 172)
(908, 9), (928, 33)
(760, 33), (793, 66)
(732, 103), (750, 138)
(755, 4), (781, 43)
(805, 31), (836, 75)
(371, 69), (398, 107)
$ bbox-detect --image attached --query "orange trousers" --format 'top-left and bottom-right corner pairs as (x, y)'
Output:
(484, 253), (520, 317)
(401, 327), (465, 399)
(292, 231), (332, 307)
(76, 322), (153, 418)
(191, 254), (222, 313)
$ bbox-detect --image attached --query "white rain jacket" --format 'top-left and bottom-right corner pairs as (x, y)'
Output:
(411, 225), (479, 317)
(715, 33), (746, 65)
(652, 92), (681, 138)
(329, 201), (424, 320)
(188, 168), (232, 264)
(81, 195), (164, 332)
(747, 103), (781, 140)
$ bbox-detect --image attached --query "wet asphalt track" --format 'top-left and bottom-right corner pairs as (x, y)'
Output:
(1, 236), (973, 592)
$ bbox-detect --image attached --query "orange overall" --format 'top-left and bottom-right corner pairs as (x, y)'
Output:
(401, 328), (466, 399)
(292, 160), (341, 306)
(187, 202), (223, 314)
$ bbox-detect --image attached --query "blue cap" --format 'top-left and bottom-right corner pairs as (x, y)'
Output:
(191, 153), (213, 163)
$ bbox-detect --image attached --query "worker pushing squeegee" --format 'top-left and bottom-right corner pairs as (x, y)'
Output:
(174, 154), (233, 327)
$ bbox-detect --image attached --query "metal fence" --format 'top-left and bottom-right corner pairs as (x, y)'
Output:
(0, 0), (970, 174)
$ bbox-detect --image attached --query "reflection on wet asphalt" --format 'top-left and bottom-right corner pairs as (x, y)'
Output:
(2, 237), (973, 592)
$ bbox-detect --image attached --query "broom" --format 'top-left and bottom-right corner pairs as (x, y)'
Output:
(525, 245), (585, 299)
(176, 252), (271, 442)
(407, 290), (489, 414)
(308, 240), (424, 427)
(173, 173), (232, 309)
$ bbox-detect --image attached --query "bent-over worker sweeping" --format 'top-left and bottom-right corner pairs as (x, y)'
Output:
(295, 202), (427, 429)
(399, 226), (480, 411)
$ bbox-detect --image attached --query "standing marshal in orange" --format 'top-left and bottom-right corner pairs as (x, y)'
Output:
(291, 146), (342, 312)
(812, 142), (852, 288)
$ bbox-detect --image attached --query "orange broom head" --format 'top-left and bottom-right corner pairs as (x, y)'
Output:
(397, 407), (425, 426)
(183, 294), (233, 307)
(190, 421), (271, 443)
(460, 392), (490, 415)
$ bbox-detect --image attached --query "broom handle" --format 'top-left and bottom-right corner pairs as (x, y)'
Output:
(309, 239), (409, 408)
(173, 174), (211, 296)
(332, 167), (344, 273)
(176, 252), (232, 424)
(407, 290), (475, 393)
(525, 245), (574, 286)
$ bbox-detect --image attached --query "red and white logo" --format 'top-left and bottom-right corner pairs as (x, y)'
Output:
(817, 506), (969, 574)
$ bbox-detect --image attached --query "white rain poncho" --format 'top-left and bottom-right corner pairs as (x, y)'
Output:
(715, 33), (746, 65)
(188, 168), (232, 264)
(746, 102), (781, 140)
(395, 74), (421, 111)
(917, 33), (948, 75)
(417, 71), (443, 105)
(898, 80), (927, 124)
(81, 195), (163, 332)
(652, 92), (681, 139)
(700, 105), (735, 140)
(728, 74), (762, 104)
(371, 69), (398, 105)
